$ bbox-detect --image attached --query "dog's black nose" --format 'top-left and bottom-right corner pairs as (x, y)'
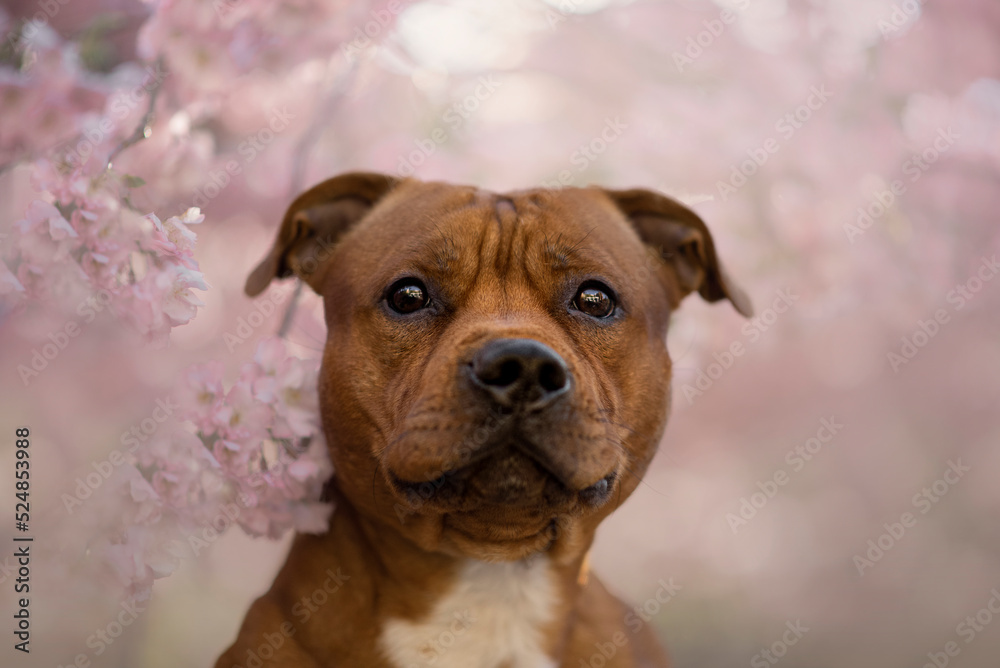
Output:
(470, 338), (571, 410)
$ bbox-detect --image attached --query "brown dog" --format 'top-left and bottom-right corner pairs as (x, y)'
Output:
(215, 172), (751, 668)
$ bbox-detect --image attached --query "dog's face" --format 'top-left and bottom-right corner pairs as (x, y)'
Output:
(247, 173), (750, 563)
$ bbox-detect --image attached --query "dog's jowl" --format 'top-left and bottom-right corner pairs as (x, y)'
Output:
(217, 172), (751, 668)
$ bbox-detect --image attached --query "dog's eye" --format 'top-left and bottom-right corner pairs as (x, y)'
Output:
(572, 282), (615, 318)
(388, 278), (430, 314)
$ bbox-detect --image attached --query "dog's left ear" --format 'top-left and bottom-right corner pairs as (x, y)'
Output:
(245, 171), (399, 297)
(602, 187), (753, 317)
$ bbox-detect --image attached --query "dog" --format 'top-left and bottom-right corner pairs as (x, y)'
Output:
(215, 172), (751, 668)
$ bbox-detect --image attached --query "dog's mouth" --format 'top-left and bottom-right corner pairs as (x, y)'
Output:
(388, 446), (618, 513)
(388, 450), (618, 559)
(381, 378), (626, 558)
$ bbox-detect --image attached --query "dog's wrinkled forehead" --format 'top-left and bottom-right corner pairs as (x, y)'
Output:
(338, 182), (651, 305)
(245, 172), (751, 318)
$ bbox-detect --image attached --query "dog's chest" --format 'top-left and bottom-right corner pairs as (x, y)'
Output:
(379, 557), (559, 668)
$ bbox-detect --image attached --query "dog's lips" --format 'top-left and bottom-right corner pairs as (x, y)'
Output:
(389, 450), (557, 508)
(388, 447), (618, 513)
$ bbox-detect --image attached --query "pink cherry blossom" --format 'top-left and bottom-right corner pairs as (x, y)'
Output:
(176, 361), (226, 431)
(143, 207), (203, 266)
(214, 376), (274, 442)
(14, 200), (78, 265)
(251, 340), (321, 438)
(0, 261), (25, 295)
(94, 336), (334, 595)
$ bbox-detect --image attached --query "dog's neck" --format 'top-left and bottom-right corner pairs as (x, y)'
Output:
(302, 483), (589, 666)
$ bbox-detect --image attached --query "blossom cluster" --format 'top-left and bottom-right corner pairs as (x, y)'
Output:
(100, 337), (332, 601)
(0, 0), (392, 333)
(137, 0), (362, 102)
(0, 0), (389, 607)
(5, 172), (207, 347)
(0, 17), (207, 344)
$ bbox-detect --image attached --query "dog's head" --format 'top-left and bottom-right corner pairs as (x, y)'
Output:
(247, 172), (751, 563)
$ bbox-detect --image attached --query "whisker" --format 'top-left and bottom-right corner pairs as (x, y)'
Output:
(372, 459), (383, 510)
(379, 430), (412, 454)
(591, 411), (683, 469)
(565, 225), (597, 257)
(285, 323), (326, 354)
(617, 456), (672, 499)
(593, 416), (640, 437)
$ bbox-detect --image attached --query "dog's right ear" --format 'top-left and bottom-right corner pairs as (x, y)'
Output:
(245, 172), (399, 296)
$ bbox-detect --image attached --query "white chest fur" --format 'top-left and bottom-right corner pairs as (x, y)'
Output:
(379, 556), (559, 668)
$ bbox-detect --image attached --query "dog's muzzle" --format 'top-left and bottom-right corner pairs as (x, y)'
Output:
(390, 337), (617, 511)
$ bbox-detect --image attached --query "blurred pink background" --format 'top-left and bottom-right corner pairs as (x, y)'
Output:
(1, 0), (999, 666)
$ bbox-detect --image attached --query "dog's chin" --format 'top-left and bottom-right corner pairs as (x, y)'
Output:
(439, 511), (562, 561)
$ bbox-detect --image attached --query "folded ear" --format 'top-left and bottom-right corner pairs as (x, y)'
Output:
(602, 188), (753, 317)
(245, 172), (399, 297)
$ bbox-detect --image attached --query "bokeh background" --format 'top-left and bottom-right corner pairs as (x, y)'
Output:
(1, 0), (999, 666)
